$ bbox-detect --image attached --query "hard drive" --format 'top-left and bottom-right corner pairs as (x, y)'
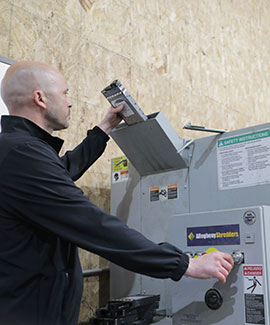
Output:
(101, 80), (148, 125)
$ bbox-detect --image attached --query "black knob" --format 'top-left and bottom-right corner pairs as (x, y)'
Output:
(204, 288), (223, 310)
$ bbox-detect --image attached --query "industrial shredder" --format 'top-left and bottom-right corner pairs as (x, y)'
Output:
(110, 111), (270, 325)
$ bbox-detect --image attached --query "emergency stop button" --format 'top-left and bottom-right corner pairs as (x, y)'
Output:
(204, 288), (223, 310)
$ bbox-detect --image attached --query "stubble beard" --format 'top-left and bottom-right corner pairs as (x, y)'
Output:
(44, 108), (69, 132)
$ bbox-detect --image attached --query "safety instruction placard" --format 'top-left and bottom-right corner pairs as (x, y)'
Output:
(112, 156), (129, 183)
(217, 129), (270, 190)
(243, 265), (265, 325)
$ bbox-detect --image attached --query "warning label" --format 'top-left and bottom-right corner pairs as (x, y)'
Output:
(150, 184), (178, 202)
(245, 295), (265, 324)
(112, 156), (129, 183)
(150, 187), (159, 202)
(243, 266), (263, 277)
(217, 129), (270, 190)
(243, 265), (265, 325)
(168, 184), (178, 199)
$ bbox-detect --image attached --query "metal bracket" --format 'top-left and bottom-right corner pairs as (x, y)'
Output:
(177, 139), (194, 154)
(183, 122), (226, 134)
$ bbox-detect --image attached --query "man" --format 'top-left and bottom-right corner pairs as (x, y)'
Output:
(0, 61), (234, 325)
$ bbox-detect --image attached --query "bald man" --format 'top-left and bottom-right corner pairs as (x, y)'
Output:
(0, 62), (234, 325)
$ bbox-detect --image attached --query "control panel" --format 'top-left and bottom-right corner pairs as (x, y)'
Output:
(167, 206), (270, 325)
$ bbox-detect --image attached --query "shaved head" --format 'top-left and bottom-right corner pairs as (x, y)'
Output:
(1, 61), (61, 113)
(1, 61), (72, 133)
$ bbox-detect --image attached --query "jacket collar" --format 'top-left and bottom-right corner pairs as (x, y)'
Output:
(1, 115), (64, 153)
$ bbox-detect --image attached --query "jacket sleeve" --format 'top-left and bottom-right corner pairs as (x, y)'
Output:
(2, 141), (189, 281)
(60, 126), (109, 181)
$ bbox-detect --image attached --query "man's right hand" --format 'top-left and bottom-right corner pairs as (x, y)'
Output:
(184, 251), (234, 283)
(98, 105), (124, 135)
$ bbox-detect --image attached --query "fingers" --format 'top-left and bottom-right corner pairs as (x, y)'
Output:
(185, 251), (234, 283)
(219, 252), (234, 278)
(111, 104), (124, 113)
(216, 272), (226, 283)
(219, 253), (234, 271)
(222, 258), (234, 273)
(213, 252), (234, 283)
(217, 265), (230, 283)
(223, 252), (234, 267)
(98, 105), (124, 134)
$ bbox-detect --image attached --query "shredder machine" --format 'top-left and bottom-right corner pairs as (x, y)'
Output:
(109, 111), (270, 325)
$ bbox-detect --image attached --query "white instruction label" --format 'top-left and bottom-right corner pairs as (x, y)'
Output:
(217, 130), (270, 190)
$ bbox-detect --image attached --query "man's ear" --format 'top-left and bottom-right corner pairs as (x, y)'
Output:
(33, 90), (47, 109)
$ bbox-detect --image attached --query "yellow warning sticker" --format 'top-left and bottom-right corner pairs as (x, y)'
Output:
(112, 156), (129, 172)
(112, 156), (129, 184)
(205, 247), (218, 254)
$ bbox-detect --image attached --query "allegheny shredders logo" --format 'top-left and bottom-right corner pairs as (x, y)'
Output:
(187, 224), (240, 246)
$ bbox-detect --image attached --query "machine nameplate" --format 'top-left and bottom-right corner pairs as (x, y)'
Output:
(187, 224), (240, 246)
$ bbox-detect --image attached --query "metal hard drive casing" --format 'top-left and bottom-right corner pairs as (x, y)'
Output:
(101, 80), (148, 125)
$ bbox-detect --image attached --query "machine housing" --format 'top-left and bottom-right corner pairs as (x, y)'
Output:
(110, 112), (270, 325)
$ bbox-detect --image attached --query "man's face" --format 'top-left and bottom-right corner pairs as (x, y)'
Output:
(43, 71), (72, 131)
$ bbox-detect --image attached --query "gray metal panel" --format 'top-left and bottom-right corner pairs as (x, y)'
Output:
(167, 206), (269, 324)
(261, 205), (270, 320)
(110, 163), (143, 298)
(110, 166), (190, 312)
(140, 169), (189, 243)
(139, 169), (190, 313)
(0, 55), (15, 64)
(111, 112), (188, 176)
(189, 123), (270, 213)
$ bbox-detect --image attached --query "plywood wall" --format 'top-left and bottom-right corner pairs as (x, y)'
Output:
(1, 0), (270, 322)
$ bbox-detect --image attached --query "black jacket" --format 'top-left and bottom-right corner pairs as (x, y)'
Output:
(0, 116), (189, 325)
